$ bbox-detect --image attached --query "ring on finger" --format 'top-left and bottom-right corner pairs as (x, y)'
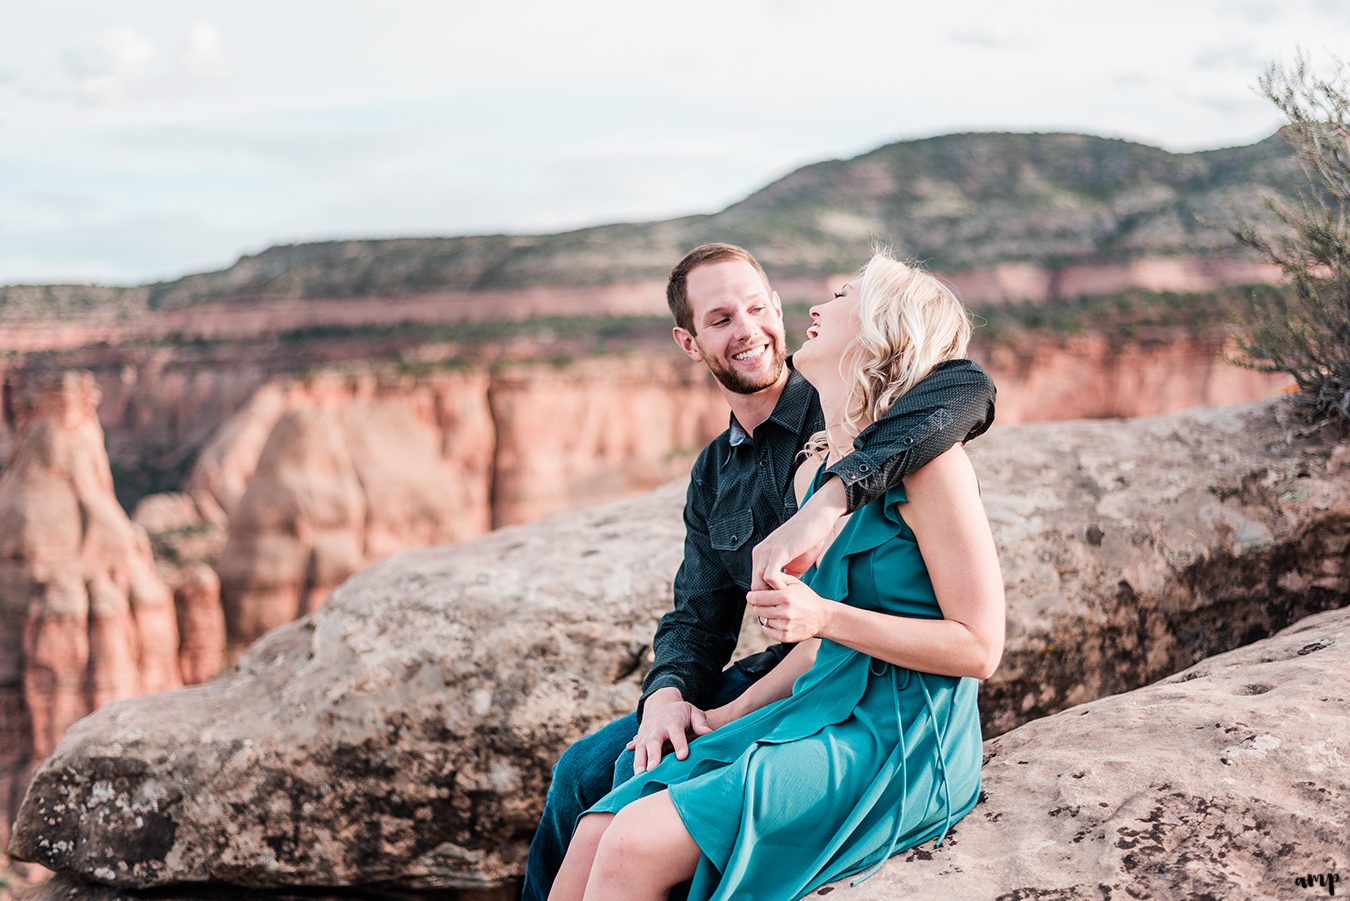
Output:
(758, 616), (769, 627)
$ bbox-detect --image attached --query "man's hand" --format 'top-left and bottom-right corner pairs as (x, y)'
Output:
(625, 686), (713, 774)
(748, 570), (836, 643)
(752, 476), (848, 589)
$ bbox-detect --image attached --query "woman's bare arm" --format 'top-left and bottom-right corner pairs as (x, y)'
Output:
(816, 445), (1005, 679)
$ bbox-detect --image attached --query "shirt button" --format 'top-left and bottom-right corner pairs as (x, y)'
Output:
(759, 459), (767, 468)
(859, 463), (870, 473)
(905, 437), (914, 445)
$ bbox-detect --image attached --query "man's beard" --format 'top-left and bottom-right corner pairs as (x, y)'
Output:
(704, 342), (788, 395)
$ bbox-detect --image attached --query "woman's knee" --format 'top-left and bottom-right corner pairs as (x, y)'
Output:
(570, 811), (613, 857)
(590, 797), (694, 886)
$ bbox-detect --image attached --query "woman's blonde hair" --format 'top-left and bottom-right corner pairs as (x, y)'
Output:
(803, 250), (972, 461)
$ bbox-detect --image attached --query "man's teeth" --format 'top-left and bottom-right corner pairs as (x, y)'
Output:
(733, 345), (767, 361)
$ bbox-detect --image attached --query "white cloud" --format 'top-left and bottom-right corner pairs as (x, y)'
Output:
(183, 22), (224, 78)
(948, 24), (1037, 50)
(65, 25), (155, 105)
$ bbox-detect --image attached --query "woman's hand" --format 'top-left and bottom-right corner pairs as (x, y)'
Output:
(751, 476), (846, 589)
(747, 570), (837, 643)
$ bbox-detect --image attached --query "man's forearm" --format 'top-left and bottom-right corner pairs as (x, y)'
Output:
(827, 360), (995, 511)
(639, 622), (735, 719)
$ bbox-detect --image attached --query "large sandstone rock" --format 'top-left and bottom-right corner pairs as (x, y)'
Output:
(215, 370), (495, 651)
(851, 604), (1350, 899)
(485, 357), (728, 528)
(983, 332), (1288, 424)
(22, 607), (1349, 900)
(10, 481), (689, 891)
(6, 398), (1347, 894)
(971, 399), (1347, 735)
(0, 373), (181, 882)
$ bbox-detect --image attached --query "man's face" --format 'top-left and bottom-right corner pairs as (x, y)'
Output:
(674, 260), (787, 395)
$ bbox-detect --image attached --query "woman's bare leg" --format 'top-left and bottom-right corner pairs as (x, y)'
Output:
(548, 812), (613, 901)
(583, 791), (700, 901)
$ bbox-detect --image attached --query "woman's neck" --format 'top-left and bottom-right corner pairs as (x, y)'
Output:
(814, 376), (870, 462)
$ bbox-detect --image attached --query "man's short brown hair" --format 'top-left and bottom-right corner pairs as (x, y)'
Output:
(667, 243), (772, 334)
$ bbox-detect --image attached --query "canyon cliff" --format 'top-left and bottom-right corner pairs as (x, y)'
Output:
(213, 370), (494, 650)
(0, 374), (182, 891)
(0, 336), (1288, 662)
(8, 397), (1346, 897)
(1, 334), (1290, 530)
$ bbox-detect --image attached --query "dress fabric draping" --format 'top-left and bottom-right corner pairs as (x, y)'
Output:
(582, 468), (984, 901)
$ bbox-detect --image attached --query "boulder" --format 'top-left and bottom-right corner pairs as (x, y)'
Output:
(7, 397), (1347, 893)
(10, 480), (688, 891)
(970, 397), (1347, 735)
(852, 604), (1350, 898)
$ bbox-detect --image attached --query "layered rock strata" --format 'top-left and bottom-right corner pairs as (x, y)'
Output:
(1, 333), (1289, 533)
(7, 397), (1347, 894)
(984, 333), (1288, 423)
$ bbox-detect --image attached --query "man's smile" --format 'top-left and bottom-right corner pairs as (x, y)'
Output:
(732, 344), (769, 362)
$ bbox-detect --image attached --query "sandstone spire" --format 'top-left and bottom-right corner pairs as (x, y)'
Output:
(0, 371), (181, 857)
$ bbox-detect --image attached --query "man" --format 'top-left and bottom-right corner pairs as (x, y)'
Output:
(521, 243), (994, 900)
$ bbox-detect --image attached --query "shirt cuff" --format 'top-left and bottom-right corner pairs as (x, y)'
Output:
(824, 448), (881, 486)
(637, 675), (688, 722)
(824, 449), (895, 512)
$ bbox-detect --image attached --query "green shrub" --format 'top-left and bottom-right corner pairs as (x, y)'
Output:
(1230, 53), (1350, 423)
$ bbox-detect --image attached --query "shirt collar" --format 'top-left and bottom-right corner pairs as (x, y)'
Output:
(728, 417), (751, 447)
(724, 360), (815, 453)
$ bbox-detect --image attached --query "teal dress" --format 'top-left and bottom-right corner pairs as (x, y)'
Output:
(582, 469), (984, 900)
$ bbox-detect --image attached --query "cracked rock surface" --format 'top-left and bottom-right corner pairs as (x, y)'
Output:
(846, 605), (1350, 899)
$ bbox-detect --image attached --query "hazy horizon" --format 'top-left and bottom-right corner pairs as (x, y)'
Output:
(3, 0), (1346, 286)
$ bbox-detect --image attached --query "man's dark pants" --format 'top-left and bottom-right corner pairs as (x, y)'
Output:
(520, 664), (759, 901)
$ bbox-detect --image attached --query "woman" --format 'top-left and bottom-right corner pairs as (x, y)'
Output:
(549, 251), (1006, 901)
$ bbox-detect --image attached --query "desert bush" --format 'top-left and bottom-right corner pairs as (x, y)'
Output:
(1231, 53), (1350, 423)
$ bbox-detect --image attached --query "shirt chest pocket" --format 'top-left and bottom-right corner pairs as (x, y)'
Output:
(709, 509), (754, 587)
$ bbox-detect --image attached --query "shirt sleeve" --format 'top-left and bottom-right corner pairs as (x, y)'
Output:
(637, 455), (747, 721)
(824, 358), (996, 512)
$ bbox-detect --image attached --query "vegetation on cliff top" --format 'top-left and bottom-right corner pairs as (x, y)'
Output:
(1230, 54), (1350, 423)
(74, 284), (1264, 366)
(0, 130), (1307, 320)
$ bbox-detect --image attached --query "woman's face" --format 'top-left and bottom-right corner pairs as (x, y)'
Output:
(795, 279), (861, 381)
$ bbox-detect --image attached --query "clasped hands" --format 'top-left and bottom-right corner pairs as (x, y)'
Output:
(750, 475), (844, 642)
(627, 481), (845, 773)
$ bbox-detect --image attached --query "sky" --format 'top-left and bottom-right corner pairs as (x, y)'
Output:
(1, 0), (1348, 286)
